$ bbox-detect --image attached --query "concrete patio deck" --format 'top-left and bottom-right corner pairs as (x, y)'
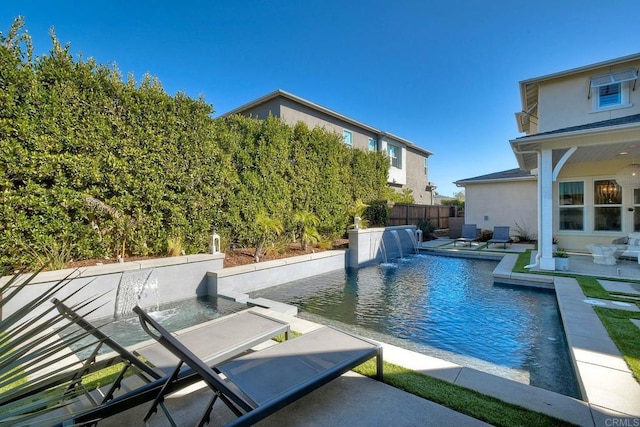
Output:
(99, 240), (639, 426)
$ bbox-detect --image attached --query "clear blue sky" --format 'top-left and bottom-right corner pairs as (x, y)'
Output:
(3, 1), (639, 197)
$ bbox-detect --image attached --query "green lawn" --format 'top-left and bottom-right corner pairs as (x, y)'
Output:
(353, 360), (575, 427)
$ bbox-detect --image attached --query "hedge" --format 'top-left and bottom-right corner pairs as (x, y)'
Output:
(0, 18), (390, 271)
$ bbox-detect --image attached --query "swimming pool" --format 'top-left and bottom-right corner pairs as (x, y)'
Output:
(251, 254), (581, 398)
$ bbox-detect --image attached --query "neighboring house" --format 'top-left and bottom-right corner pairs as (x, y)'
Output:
(465, 53), (640, 271)
(223, 90), (435, 204)
(454, 168), (537, 237)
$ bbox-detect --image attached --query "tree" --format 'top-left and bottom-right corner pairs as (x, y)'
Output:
(293, 211), (320, 250)
(254, 212), (284, 263)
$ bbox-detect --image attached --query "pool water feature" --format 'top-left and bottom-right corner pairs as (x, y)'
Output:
(251, 255), (581, 398)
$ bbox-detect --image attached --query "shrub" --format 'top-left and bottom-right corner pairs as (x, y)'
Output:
(364, 201), (390, 227)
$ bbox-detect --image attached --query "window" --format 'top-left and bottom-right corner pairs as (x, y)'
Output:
(598, 83), (621, 108)
(387, 144), (401, 168)
(424, 158), (428, 175)
(593, 180), (621, 231)
(559, 181), (584, 231)
(590, 68), (637, 111)
(343, 130), (353, 147)
(368, 138), (376, 151)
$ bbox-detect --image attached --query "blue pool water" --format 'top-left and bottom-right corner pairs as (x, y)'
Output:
(251, 255), (581, 398)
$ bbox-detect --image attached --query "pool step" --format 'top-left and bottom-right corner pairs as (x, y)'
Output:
(246, 297), (298, 316)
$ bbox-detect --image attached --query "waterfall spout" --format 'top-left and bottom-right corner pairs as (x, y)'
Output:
(114, 269), (158, 318)
(390, 230), (403, 259)
(405, 228), (419, 254)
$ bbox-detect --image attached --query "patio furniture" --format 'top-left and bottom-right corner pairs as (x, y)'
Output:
(454, 224), (479, 247)
(133, 305), (383, 427)
(488, 226), (512, 249)
(586, 244), (619, 265)
(612, 232), (640, 260)
(47, 299), (290, 426)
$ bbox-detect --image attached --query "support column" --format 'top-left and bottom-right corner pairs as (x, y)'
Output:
(539, 148), (555, 271)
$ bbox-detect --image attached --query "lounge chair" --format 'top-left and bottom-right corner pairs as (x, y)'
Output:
(488, 226), (513, 249)
(454, 224), (479, 247)
(133, 305), (383, 427)
(48, 299), (290, 426)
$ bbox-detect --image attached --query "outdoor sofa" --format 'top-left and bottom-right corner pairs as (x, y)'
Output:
(612, 232), (640, 260)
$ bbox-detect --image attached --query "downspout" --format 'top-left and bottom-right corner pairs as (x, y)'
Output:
(512, 145), (542, 269)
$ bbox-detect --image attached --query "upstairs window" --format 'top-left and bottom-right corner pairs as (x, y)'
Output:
(424, 158), (428, 175)
(343, 130), (353, 147)
(387, 144), (401, 168)
(590, 68), (637, 111)
(598, 83), (621, 108)
(368, 138), (376, 151)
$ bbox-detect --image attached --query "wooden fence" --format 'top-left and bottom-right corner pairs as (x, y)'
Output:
(388, 204), (451, 229)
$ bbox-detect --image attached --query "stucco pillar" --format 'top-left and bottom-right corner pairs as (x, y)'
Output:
(539, 148), (555, 271)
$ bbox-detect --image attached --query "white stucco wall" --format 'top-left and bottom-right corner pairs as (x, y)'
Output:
(536, 58), (640, 133)
(464, 180), (538, 239)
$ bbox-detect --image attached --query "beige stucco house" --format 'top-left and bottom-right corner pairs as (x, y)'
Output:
(461, 53), (640, 271)
(223, 90), (435, 204)
(455, 168), (537, 237)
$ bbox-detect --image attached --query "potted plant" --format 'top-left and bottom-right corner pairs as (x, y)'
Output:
(553, 249), (570, 271)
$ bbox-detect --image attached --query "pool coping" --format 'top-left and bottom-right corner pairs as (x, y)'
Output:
(491, 254), (640, 424)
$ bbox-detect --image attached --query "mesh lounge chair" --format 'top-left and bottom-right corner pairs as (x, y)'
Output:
(488, 226), (513, 249)
(454, 224), (479, 247)
(133, 305), (383, 427)
(48, 299), (290, 426)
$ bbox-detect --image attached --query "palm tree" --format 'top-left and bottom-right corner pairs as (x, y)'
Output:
(294, 211), (320, 250)
(0, 271), (103, 425)
(254, 212), (284, 263)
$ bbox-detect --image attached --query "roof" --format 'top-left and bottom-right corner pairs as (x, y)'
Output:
(516, 53), (640, 133)
(516, 114), (640, 140)
(222, 89), (433, 156)
(455, 168), (536, 186)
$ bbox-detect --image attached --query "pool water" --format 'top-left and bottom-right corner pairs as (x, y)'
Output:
(64, 296), (246, 356)
(251, 255), (581, 398)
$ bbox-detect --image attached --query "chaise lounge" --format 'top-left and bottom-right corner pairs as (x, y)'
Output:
(488, 226), (513, 249)
(133, 305), (383, 426)
(47, 298), (290, 426)
(454, 224), (480, 247)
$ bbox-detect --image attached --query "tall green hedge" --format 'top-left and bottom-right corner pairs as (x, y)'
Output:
(0, 18), (390, 271)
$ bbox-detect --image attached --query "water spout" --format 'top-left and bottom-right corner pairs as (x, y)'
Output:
(405, 228), (419, 254)
(390, 230), (403, 259)
(113, 269), (158, 318)
(379, 238), (388, 264)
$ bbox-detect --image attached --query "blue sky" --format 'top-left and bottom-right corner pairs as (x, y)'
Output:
(3, 1), (640, 197)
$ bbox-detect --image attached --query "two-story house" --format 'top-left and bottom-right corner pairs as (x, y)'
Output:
(459, 53), (640, 271)
(223, 90), (435, 204)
